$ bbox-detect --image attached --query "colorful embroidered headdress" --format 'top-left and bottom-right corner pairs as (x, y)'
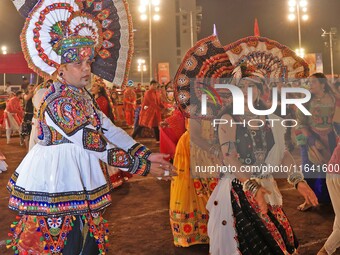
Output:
(12, 0), (133, 86)
(174, 34), (310, 119)
(225, 36), (310, 85)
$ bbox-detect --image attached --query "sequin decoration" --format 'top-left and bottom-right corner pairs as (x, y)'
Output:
(102, 40), (114, 49)
(107, 148), (133, 168)
(98, 49), (111, 59)
(176, 74), (190, 87)
(102, 19), (112, 29)
(47, 217), (63, 229)
(46, 96), (89, 136)
(94, 1), (103, 11)
(83, 127), (107, 152)
(184, 56), (198, 71)
(97, 9), (110, 20)
(38, 216), (73, 254)
(86, 0), (95, 7)
(103, 30), (114, 40)
(60, 37), (95, 64)
(62, 48), (78, 63)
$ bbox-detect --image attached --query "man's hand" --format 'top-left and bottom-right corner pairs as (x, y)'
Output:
(148, 153), (177, 180)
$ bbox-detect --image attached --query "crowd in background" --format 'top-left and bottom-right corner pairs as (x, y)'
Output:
(1, 72), (340, 254)
(0, 76), (176, 147)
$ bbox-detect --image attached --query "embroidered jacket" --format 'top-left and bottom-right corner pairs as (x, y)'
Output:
(38, 81), (151, 176)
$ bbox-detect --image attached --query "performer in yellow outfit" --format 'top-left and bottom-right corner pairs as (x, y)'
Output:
(170, 124), (218, 247)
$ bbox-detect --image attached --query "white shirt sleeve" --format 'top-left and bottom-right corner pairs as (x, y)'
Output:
(45, 112), (150, 176)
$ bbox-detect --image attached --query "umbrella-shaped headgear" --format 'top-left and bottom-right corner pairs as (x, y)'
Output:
(13, 0), (133, 86)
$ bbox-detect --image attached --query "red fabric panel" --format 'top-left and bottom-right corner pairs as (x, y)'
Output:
(0, 53), (34, 74)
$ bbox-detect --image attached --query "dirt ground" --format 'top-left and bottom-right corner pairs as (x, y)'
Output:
(0, 135), (339, 255)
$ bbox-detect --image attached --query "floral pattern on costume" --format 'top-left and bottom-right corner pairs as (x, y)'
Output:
(46, 96), (89, 136)
(83, 127), (107, 152)
(7, 213), (110, 255)
(107, 148), (150, 176)
(170, 210), (209, 247)
(38, 216), (73, 254)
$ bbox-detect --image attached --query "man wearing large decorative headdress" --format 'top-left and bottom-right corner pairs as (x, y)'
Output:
(7, 1), (175, 254)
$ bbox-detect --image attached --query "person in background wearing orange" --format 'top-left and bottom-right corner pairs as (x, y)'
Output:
(4, 91), (24, 144)
(159, 106), (186, 162)
(123, 80), (137, 128)
(132, 80), (163, 142)
(91, 77), (115, 123)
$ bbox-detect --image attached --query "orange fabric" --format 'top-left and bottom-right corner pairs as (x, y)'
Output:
(139, 89), (162, 128)
(124, 111), (134, 126)
(124, 88), (136, 125)
(4, 96), (23, 128)
(123, 88), (136, 111)
(6, 97), (24, 116)
(0, 109), (4, 128)
(17, 216), (45, 254)
(160, 108), (186, 159)
(96, 95), (110, 117)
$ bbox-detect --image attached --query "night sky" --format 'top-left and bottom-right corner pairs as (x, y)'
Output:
(197, 0), (340, 74)
(0, 0), (339, 78)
